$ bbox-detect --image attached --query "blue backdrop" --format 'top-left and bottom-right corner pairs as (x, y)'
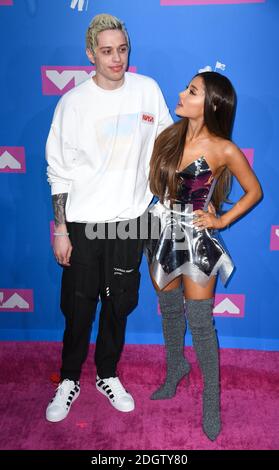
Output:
(0, 0), (278, 350)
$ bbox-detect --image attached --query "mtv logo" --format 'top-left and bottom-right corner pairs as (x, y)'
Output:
(41, 66), (137, 95)
(0, 0), (13, 5)
(213, 294), (245, 317)
(160, 1), (265, 5)
(0, 147), (26, 173)
(0, 289), (34, 312)
(270, 226), (279, 251)
(242, 148), (254, 168)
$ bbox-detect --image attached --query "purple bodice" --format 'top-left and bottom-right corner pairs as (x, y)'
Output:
(176, 156), (217, 210)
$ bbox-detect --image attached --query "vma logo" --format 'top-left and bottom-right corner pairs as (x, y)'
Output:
(270, 226), (279, 251)
(213, 294), (245, 318)
(0, 289), (34, 312)
(0, 147), (26, 173)
(160, 1), (266, 6)
(0, 1), (13, 5)
(42, 66), (137, 95)
(42, 66), (94, 95)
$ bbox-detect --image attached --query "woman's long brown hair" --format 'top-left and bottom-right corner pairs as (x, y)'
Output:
(149, 71), (236, 211)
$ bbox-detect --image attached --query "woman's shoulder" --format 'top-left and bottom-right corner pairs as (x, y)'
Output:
(212, 139), (247, 172)
(211, 138), (239, 158)
(206, 138), (239, 170)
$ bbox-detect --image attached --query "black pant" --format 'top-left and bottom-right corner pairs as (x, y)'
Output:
(60, 221), (143, 381)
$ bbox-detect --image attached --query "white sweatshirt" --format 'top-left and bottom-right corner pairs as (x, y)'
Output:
(46, 72), (173, 223)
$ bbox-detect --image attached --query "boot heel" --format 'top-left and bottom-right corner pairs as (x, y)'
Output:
(150, 367), (190, 400)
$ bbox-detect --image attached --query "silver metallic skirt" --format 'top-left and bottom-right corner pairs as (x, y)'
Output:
(144, 201), (234, 289)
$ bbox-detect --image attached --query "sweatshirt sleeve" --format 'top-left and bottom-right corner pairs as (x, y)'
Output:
(46, 96), (78, 195)
(155, 83), (173, 137)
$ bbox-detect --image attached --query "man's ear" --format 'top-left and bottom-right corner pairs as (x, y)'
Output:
(86, 48), (95, 64)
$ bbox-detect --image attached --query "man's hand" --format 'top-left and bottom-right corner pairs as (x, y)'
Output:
(51, 194), (72, 266)
(53, 224), (72, 266)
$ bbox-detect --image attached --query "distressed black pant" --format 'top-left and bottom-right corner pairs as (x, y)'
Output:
(60, 221), (142, 381)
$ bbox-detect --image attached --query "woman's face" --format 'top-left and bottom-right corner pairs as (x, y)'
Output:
(175, 76), (205, 120)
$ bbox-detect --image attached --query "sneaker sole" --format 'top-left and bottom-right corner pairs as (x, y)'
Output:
(46, 389), (80, 423)
(96, 383), (135, 412)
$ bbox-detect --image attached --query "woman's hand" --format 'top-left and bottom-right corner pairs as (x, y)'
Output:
(207, 202), (217, 216)
(193, 209), (224, 230)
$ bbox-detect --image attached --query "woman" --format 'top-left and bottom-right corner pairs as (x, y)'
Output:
(146, 71), (262, 441)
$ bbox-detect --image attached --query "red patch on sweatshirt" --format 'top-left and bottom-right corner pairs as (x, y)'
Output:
(142, 113), (155, 124)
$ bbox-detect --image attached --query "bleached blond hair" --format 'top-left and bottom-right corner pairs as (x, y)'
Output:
(86, 13), (130, 54)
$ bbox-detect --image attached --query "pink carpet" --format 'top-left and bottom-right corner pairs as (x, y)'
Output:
(0, 342), (278, 450)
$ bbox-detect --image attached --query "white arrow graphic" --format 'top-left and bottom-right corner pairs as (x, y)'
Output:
(46, 70), (91, 90)
(0, 151), (21, 169)
(213, 298), (240, 315)
(0, 293), (29, 309)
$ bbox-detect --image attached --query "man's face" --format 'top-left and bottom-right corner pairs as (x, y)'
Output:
(87, 29), (129, 89)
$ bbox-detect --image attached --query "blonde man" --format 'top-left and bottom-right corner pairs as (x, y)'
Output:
(45, 13), (172, 422)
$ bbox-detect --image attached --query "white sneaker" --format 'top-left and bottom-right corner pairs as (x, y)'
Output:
(96, 375), (135, 412)
(46, 379), (80, 422)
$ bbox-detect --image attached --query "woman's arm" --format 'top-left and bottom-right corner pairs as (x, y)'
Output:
(194, 142), (262, 230)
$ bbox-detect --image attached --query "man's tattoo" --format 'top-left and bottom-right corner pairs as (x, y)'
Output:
(52, 193), (68, 225)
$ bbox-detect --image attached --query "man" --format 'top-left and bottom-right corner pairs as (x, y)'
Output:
(45, 13), (172, 422)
